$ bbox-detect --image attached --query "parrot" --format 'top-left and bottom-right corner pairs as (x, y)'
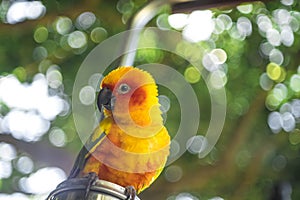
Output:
(68, 66), (170, 199)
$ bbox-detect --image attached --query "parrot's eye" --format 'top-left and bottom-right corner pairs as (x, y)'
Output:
(118, 83), (131, 94)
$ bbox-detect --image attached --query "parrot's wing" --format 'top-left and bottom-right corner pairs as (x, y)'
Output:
(68, 124), (107, 179)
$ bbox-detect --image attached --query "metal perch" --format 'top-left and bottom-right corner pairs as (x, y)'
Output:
(46, 175), (140, 200)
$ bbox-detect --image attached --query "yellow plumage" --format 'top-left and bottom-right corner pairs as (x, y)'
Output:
(69, 66), (170, 193)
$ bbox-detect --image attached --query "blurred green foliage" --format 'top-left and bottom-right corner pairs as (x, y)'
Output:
(0, 0), (300, 199)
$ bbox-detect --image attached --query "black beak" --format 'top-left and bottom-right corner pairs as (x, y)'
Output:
(97, 87), (113, 112)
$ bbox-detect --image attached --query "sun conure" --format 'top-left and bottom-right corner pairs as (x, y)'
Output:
(68, 66), (170, 198)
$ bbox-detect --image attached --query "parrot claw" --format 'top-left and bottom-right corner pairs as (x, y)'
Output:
(125, 186), (136, 200)
(84, 172), (98, 198)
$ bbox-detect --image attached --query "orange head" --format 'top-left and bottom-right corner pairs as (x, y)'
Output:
(97, 66), (163, 130)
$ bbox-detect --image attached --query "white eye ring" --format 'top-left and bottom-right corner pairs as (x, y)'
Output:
(118, 83), (131, 94)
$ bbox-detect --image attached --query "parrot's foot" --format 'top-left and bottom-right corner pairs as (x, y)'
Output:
(84, 172), (98, 198)
(125, 186), (136, 200)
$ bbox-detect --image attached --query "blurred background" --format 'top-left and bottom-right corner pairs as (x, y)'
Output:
(0, 0), (300, 199)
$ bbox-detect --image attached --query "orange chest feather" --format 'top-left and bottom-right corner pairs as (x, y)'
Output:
(83, 122), (170, 192)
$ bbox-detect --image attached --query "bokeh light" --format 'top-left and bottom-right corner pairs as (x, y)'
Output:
(272, 155), (287, 171)
(291, 99), (300, 118)
(267, 29), (281, 47)
(76, 12), (96, 30)
(169, 140), (180, 159)
(46, 65), (63, 89)
(186, 135), (208, 154)
(32, 46), (48, 61)
(49, 127), (66, 147)
(156, 13), (171, 30)
(210, 49), (227, 65)
(168, 13), (188, 30)
(209, 70), (227, 89)
(257, 14), (272, 33)
(273, 83), (288, 101)
(0, 143), (16, 179)
(268, 111), (282, 133)
(19, 167), (66, 194)
(280, 103), (292, 114)
(237, 17), (252, 37)
(0, 160), (12, 179)
(68, 31), (87, 49)
(208, 197), (224, 200)
(281, 112), (295, 132)
(229, 24), (246, 40)
(266, 62), (285, 81)
(217, 14), (232, 30)
(266, 94), (281, 110)
(4, 111), (48, 142)
(34, 26), (48, 43)
(268, 97), (298, 133)
(55, 17), (73, 35)
(88, 73), (103, 91)
(273, 9), (291, 26)
(290, 13), (300, 32)
(16, 156), (34, 175)
(202, 52), (219, 72)
(79, 85), (96, 106)
(0, 142), (16, 161)
(90, 27), (107, 43)
(174, 193), (199, 200)
(213, 17), (225, 34)
(116, 0), (134, 14)
(269, 49), (284, 65)
(184, 66), (201, 84)
(38, 59), (52, 74)
(290, 74), (300, 92)
(182, 10), (214, 43)
(281, 26), (294, 47)
(237, 4), (253, 14)
(260, 42), (274, 57)
(164, 165), (183, 183)
(158, 95), (171, 113)
(259, 73), (273, 91)
(0, 74), (67, 141)
(6, 1), (46, 24)
(266, 84), (288, 111)
(0, 193), (30, 200)
(281, 0), (294, 6)
(289, 129), (300, 145)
